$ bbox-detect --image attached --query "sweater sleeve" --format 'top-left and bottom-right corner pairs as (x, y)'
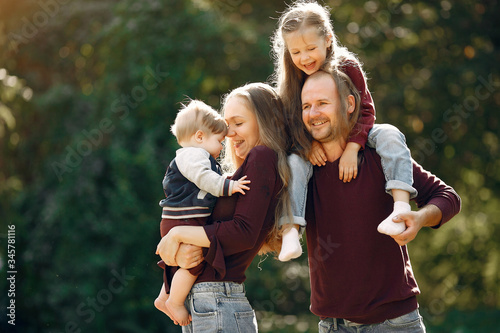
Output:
(203, 146), (278, 257)
(412, 160), (462, 228)
(176, 147), (233, 197)
(340, 59), (376, 149)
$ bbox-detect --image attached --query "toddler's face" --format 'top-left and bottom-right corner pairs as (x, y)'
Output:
(284, 26), (331, 76)
(202, 132), (225, 159)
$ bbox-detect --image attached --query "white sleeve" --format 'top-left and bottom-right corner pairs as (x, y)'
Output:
(175, 147), (232, 197)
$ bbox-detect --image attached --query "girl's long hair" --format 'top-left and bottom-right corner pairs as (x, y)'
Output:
(221, 83), (292, 254)
(271, 0), (364, 159)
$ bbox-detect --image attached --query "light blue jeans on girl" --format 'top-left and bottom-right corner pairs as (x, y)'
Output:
(283, 124), (417, 227)
(182, 282), (258, 333)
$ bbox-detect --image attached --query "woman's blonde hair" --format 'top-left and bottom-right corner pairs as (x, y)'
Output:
(271, 0), (364, 159)
(221, 83), (292, 254)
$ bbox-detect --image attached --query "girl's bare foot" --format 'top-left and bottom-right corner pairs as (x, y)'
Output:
(165, 298), (192, 326)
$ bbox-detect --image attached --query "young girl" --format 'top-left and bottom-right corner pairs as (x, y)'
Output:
(272, 1), (417, 261)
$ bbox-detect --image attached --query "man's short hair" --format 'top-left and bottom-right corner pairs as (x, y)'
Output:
(171, 100), (227, 143)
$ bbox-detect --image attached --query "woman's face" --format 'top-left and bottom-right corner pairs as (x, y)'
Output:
(224, 96), (260, 161)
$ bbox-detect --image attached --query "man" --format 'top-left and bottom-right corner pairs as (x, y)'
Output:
(302, 70), (461, 332)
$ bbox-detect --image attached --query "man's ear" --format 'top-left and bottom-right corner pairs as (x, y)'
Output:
(347, 95), (356, 113)
(346, 95), (355, 114)
(194, 130), (204, 143)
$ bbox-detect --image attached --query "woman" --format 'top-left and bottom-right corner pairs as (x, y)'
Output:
(156, 82), (292, 332)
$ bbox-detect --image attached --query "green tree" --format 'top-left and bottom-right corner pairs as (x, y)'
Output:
(1, 0), (499, 332)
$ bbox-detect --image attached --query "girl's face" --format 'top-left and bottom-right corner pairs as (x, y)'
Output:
(224, 96), (261, 161)
(284, 26), (332, 76)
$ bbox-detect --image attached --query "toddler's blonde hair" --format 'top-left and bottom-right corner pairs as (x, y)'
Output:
(171, 100), (227, 144)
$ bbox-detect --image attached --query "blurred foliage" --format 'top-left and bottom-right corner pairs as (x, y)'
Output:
(0, 0), (499, 332)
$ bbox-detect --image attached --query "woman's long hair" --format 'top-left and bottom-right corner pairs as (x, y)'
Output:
(221, 83), (292, 254)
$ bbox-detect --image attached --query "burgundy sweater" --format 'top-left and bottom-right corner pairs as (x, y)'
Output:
(198, 145), (282, 283)
(306, 147), (461, 324)
(340, 59), (376, 149)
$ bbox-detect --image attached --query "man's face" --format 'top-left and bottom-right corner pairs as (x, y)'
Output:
(301, 73), (347, 143)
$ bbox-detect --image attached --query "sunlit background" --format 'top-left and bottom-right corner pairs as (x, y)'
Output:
(1, 0), (499, 332)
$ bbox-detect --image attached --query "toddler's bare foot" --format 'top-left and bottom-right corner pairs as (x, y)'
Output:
(154, 296), (178, 325)
(166, 298), (191, 326)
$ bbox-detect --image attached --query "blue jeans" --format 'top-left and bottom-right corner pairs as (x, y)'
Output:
(283, 124), (417, 226)
(281, 153), (312, 227)
(182, 282), (257, 333)
(318, 309), (426, 332)
(367, 124), (417, 198)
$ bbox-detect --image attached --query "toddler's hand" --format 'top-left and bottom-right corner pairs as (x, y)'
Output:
(339, 142), (361, 182)
(232, 175), (251, 195)
(308, 140), (327, 166)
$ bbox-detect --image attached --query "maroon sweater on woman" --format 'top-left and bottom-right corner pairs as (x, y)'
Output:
(306, 147), (461, 324)
(197, 145), (283, 283)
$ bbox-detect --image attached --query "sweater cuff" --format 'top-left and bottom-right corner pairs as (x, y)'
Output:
(223, 178), (233, 196)
(427, 195), (461, 229)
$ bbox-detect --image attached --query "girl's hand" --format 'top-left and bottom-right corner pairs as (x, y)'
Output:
(308, 140), (327, 166)
(339, 142), (361, 182)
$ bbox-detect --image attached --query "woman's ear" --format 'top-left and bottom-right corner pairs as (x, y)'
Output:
(194, 130), (204, 143)
(346, 95), (355, 114)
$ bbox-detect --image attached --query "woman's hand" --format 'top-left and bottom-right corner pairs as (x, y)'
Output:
(176, 244), (204, 269)
(156, 228), (182, 266)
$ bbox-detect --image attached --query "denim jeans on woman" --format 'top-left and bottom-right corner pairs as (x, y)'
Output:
(282, 124), (417, 227)
(182, 282), (257, 333)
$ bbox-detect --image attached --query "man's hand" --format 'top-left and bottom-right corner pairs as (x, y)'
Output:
(391, 205), (442, 246)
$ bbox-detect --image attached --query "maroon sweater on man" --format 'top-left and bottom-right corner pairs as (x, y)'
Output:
(306, 147), (461, 324)
(197, 145), (282, 283)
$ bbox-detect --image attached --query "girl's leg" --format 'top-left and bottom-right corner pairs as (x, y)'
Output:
(279, 153), (313, 261)
(367, 124), (417, 235)
(165, 268), (198, 326)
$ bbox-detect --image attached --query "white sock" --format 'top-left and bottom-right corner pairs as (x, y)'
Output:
(278, 227), (302, 262)
(377, 201), (410, 236)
